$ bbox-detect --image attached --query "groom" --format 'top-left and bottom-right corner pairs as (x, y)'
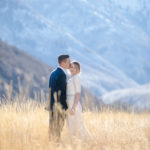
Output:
(49, 54), (70, 138)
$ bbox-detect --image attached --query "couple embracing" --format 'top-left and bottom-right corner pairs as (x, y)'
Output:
(48, 54), (91, 141)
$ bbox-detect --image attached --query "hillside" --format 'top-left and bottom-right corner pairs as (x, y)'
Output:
(0, 38), (52, 98)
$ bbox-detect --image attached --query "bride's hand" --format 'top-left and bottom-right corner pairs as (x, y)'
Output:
(71, 107), (76, 115)
(68, 107), (75, 115)
(68, 108), (75, 115)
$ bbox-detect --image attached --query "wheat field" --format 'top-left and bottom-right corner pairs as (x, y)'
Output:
(0, 99), (150, 150)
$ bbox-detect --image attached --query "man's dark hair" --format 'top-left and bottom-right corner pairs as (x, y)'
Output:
(58, 54), (69, 64)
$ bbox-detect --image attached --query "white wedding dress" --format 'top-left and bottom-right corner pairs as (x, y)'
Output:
(66, 74), (91, 140)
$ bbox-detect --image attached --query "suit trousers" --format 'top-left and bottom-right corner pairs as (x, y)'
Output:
(49, 103), (67, 139)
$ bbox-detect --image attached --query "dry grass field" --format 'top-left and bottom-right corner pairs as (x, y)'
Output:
(0, 99), (150, 150)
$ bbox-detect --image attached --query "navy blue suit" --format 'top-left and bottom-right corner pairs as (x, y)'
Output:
(49, 67), (68, 111)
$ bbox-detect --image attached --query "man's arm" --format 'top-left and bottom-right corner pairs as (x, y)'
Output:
(58, 74), (68, 109)
(59, 74), (66, 99)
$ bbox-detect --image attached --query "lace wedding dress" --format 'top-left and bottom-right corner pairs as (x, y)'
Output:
(66, 74), (91, 140)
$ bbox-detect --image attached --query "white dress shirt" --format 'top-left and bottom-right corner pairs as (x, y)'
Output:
(58, 66), (66, 74)
(58, 66), (70, 80)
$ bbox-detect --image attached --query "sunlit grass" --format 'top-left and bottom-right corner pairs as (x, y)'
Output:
(0, 98), (150, 150)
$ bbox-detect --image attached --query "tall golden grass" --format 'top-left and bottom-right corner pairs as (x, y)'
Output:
(0, 96), (150, 150)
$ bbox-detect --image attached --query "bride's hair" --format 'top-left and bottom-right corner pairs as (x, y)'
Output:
(72, 61), (80, 73)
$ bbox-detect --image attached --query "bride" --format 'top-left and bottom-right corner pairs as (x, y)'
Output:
(66, 61), (92, 141)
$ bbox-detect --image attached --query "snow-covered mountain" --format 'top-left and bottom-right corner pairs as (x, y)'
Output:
(0, 0), (150, 100)
(0, 0), (141, 96)
(23, 0), (150, 84)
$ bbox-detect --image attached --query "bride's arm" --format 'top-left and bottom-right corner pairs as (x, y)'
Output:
(72, 93), (80, 112)
(71, 75), (81, 113)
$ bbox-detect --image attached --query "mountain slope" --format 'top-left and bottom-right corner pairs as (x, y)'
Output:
(0, 38), (52, 98)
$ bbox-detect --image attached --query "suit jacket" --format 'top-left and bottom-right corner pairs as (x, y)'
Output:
(49, 67), (68, 111)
